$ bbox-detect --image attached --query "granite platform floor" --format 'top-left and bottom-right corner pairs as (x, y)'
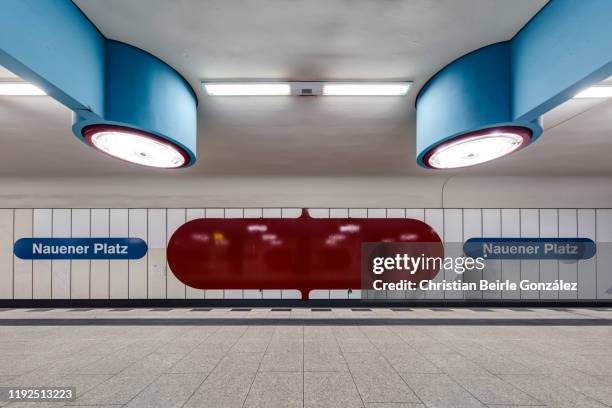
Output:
(0, 307), (611, 407)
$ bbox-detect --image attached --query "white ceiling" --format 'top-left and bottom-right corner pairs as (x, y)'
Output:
(5, 0), (611, 179)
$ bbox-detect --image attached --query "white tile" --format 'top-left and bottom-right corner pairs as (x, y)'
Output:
(520, 209), (540, 237)
(186, 209), (205, 221)
(463, 209), (482, 240)
(425, 209), (444, 239)
(282, 289), (302, 299)
(225, 208), (244, 218)
(129, 209), (147, 299)
(462, 209), (482, 300)
(243, 289), (262, 299)
(348, 289), (362, 299)
(559, 209), (578, 299)
(540, 209), (559, 236)
(386, 208), (405, 218)
(71, 209), (90, 299)
(205, 208), (224, 218)
(0, 210), (13, 299)
(147, 209), (166, 299)
(443, 209), (463, 241)
(329, 209), (348, 218)
(13, 210), (32, 299)
(224, 289), (243, 299)
(501, 209), (520, 236)
(52, 209), (71, 299)
(109, 209), (128, 299)
(244, 208), (263, 218)
(282, 208), (302, 218)
(167, 209), (186, 299)
(262, 289), (281, 299)
(443, 209), (463, 299)
(330, 289), (349, 299)
(540, 209), (559, 300)
(367, 209), (386, 218)
(405, 209), (425, 221)
(578, 209), (596, 240)
(90, 209), (110, 299)
(308, 290), (329, 299)
(424, 209), (444, 299)
(348, 209), (367, 218)
(205, 289), (224, 299)
(185, 210), (205, 299)
(263, 208), (281, 218)
(578, 209), (596, 299)
(71, 209), (90, 237)
(596, 209), (612, 299)
(501, 209), (520, 300)
(482, 209), (502, 299)
(520, 209), (540, 300)
(307, 209), (329, 219)
(33, 209), (52, 237)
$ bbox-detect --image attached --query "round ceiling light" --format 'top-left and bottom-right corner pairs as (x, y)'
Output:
(423, 126), (532, 169)
(82, 125), (190, 169)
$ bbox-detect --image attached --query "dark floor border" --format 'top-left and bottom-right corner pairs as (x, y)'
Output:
(0, 318), (609, 326)
(1, 299), (612, 308)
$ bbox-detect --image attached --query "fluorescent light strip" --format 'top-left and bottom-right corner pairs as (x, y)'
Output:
(574, 85), (612, 98)
(0, 82), (46, 96)
(204, 83), (290, 96)
(322, 82), (410, 96)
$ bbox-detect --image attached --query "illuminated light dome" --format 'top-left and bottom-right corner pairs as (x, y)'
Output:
(423, 126), (531, 169)
(82, 125), (190, 169)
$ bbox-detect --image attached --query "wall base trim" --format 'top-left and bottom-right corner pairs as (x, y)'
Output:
(1, 299), (611, 308)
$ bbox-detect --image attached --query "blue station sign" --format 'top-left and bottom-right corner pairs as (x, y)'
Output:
(464, 238), (596, 260)
(14, 238), (148, 260)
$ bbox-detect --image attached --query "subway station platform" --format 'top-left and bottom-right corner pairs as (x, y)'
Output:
(3, 0), (612, 407)
(1, 308), (611, 407)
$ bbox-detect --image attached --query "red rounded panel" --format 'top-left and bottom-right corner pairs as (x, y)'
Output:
(167, 209), (443, 299)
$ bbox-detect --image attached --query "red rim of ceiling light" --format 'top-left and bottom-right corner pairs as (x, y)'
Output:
(81, 124), (191, 169)
(422, 125), (532, 169)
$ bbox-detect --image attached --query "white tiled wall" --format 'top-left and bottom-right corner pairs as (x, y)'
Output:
(0, 208), (609, 301)
(90, 209), (109, 299)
